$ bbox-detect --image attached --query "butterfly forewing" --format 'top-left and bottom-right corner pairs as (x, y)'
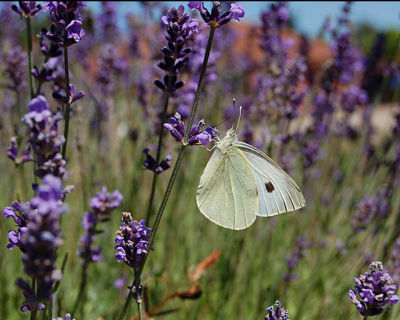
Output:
(196, 147), (258, 230)
(234, 141), (306, 217)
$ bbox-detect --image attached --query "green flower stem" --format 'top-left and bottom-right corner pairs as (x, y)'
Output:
(29, 278), (37, 320)
(26, 16), (35, 99)
(145, 93), (170, 224)
(117, 26), (216, 320)
(61, 47), (71, 159)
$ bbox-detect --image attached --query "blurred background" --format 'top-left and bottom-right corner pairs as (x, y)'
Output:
(1, 1), (400, 319)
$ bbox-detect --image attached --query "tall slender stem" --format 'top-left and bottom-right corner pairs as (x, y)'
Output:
(145, 93), (170, 223)
(137, 300), (143, 320)
(62, 47), (71, 159)
(185, 27), (215, 140)
(30, 278), (37, 320)
(117, 26), (216, 320)
(26, 16), (35, 99)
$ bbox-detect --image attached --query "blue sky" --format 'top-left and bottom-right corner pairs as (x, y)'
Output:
(86, 2), (400, 36)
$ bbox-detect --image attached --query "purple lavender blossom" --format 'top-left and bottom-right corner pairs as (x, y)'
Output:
(32, 57), (60, 84)
(66, 19), (85, 42)
(11, 1), (42, 17)
(283, 235), (313, 282)
(349, 261), (399, 316)
(351, 194), (387, 232)
(89, 187), (123, 215)
(78, 187), (123, 263)
(143, 148), (173, 174)
(43, 1), (86, 47)
(7, 136), (32, 165)
(52, 314), (75, 320)
(164, 112), (216, 146)
(22, 95), (66, 179)
(188, 1), (244, 28)
(13, 175), (67, 312)
(154, 5), (198, 93)
(53, 83), (84, 104)
(4, 46), (27, 92)
(3, 201), (33, 250)
(265, 300), (290, 320)
(99, 2), (119, 43)
(115, 212), (152, 269)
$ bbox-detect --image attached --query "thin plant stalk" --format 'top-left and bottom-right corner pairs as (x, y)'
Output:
(145, 93), (170, 223)
(117, 26), (216, 320)
(61, 47), (71, 159)
(26, 16), (35, 99)
(30, 278), (37, 320)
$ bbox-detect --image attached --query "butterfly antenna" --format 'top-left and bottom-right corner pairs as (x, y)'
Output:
(235, 105), (242, 132)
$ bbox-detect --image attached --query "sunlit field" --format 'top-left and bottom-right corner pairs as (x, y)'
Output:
(1, 1), (400, 319)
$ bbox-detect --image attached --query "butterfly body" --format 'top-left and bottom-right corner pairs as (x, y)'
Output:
(197, 127), (305, 230)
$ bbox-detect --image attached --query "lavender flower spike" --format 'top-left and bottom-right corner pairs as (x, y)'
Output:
(7, 137), (32, 165)
(155, 5), (198, 93)
(188, 1), (245, 28)
(15, 175), (67, 312)
(53, 313), (75, 320)
(265, 300), (290, 320)
(11, 1), (42, 17)
(349, 261), (399, 316)
(115, 212), (152, 269)
(164, 112), (216, 146)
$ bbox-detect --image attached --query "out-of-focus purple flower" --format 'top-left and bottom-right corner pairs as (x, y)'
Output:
(22, 96), (66, 179)
(11, 1), (42, 17)
(89, 187), (123, 215)
(52, 314), (75, 320)
(32, 57), (60, 84)
(115, 212), (152, 269)
(4, 46), (27, 92)
(351, 194), (387, 232)
(12, 175), (67, 312)
(283, 234), (313, 282)
(143, 148), (173, 174)
(341, 85), (368, 113)
(7, 137), (32, 165)
(349, 261), (399, 316)
(164, 112), (216, 146)
(188, 1), (244, 28)
(264, 300), (290, 320)
(52, 84), (85, 104)
(78, 187), (123, 264)
(99, 2), (118, 42)
(155, 5), (198, 93)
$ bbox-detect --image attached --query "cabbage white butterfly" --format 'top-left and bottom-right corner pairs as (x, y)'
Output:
(196, 108), (305, 230)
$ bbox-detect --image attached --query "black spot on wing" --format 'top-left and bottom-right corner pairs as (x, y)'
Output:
(265, 182), (275, 193)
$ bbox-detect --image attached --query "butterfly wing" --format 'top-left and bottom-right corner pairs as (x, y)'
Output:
(234, 141), (306, 217)
(196, 147), (258, 230)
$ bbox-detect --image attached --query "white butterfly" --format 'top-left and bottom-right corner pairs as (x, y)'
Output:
(196, 117), (306, 230)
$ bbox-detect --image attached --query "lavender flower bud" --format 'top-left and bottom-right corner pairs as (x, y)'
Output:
(11, 1), (42, 18)
(114, 212), (152, 269)
(265, 300), (290, 320)
(349, 261), (399, 316)
(12, 175), (67, 312)
(188, 1), (245, 28)
(143, 148), (173, 174)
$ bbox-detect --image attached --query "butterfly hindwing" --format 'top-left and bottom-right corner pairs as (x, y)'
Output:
(234, 141), (306, 217)
(196, 147), (258, 230)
